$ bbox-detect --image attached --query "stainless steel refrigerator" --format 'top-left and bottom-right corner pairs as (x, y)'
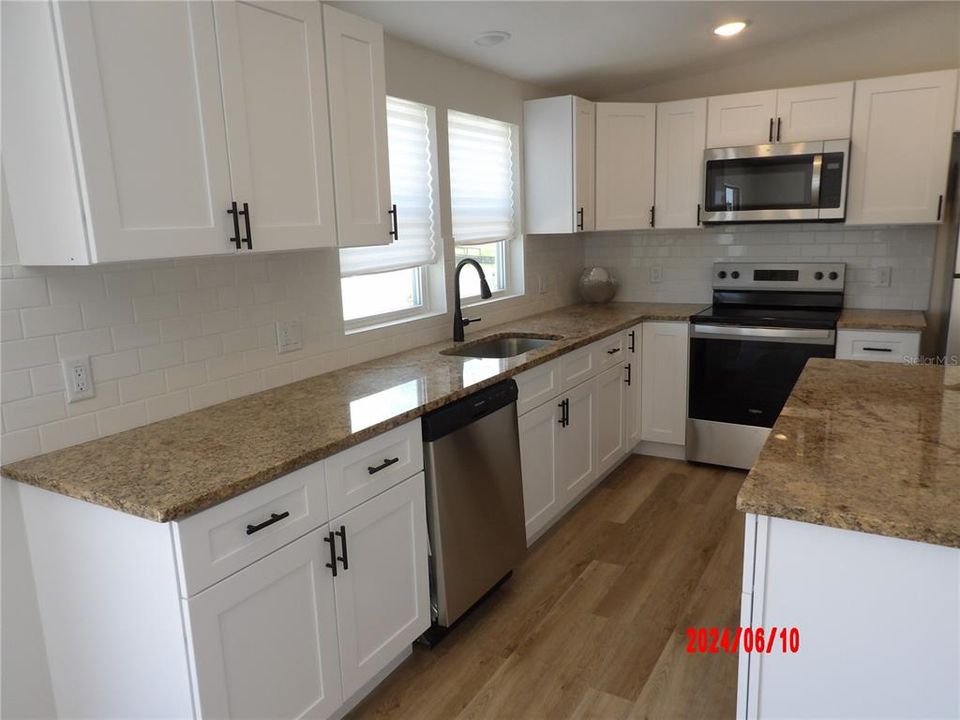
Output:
(928, 132), (960, 361)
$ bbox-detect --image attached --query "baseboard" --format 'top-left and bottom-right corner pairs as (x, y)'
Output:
(330, 646), (412, 720)
(635, 440), (687, 460)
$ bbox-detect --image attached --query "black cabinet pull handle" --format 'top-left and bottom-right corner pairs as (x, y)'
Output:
(557, 398), (569, 427)
(628, 330), (636, 353)
(624, 363), (631, 386)
(246, 511), (289, 535)
(863, 347), (893, 352)
(696, 203), (701, 226)
(776, 117), (782, 142)
(768, 118), (774, 142)
(937, 194), (944, 221)
(388, 204), (398, 239)
(649, 205), (655, 228)
(577, 207), (584, 231)
(335, 525), (349, 570)
(606, 347), (621, 355)
(227, 202), (242, 249)
(239, 202), (252, 249)
(368, 457), (400, 474)
(324, 531), (337, 576)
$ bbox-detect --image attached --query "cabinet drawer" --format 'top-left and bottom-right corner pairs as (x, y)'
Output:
(560, 342), (599, 391)
(173, 462), (329, 597)
(836, 330), (920, 363)
(324, 420), (423, 519)
(515, 359), (560, 415)
(595, 333), (625, 369)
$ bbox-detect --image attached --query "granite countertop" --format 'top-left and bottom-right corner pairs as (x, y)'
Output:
(837, 309), (926, 331)
(2, 302), (704, 522)
(737, 358), (960, 548)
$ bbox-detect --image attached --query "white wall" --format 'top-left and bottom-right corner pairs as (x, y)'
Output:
(0, 31), (583, 719)
(603, 3), (960, 102)
(584, 225), (936, 309)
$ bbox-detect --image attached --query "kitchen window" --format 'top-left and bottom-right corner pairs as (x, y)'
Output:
(340, 97), (440, 326)
(448, 109), (519, 299)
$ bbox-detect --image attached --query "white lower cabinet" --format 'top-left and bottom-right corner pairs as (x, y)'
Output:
(559, 378), (599, 500)
(624, 325), (642, 448)
(185, 528), (344, 720)
(596, 364), (626, 476)
(835, 329), (921, 364)
(640, 322), (689, 446)
(518, 398), (562, 542)
(332, 474), (430, 698)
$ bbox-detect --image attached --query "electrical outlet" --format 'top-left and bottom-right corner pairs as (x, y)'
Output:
(537, 274), (549, 294)
(650, 264), (663, 284)
(876, 266), (892, 288)
(62, 355), (95, 403)
(276, 319), (302, 354)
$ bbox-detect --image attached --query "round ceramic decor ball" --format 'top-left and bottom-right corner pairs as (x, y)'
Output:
(579, 267), (618, 303)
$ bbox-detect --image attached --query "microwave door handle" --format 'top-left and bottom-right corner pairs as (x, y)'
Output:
(810, 154), (823, 209)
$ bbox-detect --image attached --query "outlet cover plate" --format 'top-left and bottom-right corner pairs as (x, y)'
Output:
(62, 355), (95, 403)
(650, 264), (663, 284)
(276, 320), (303, 354)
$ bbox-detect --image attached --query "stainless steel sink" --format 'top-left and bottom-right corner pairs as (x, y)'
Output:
(442, 335), (558, 359)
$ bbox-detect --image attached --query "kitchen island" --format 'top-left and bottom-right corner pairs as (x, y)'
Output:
(736, 359), (960, 719)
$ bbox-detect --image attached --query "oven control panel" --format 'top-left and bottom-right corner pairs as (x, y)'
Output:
(712, 262), (845, 292)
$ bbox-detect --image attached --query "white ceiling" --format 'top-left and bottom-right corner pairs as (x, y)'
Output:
(335, 1), (926, 98)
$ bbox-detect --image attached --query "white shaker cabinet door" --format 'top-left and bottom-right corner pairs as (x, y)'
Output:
(595, 103), (656, 230)
(184, 528), (343, 720)
(54, 1), (235, 262)
(332, 474), (430, 699)
(215, 0), (338, 251)
(574, 97), (597, 232)
(655, 98), (707, 229)
(558, 378), (599, 501)
(706, 90), (777, 148)
(323, 4), (393, 247)
(847, 69), (958, 225)
(596, 363), (627, 475)
(518, 395), (563, 543)
(624, 325), (642, 448)
(640, 322), (689, 446)
(775, 81), (854, 143)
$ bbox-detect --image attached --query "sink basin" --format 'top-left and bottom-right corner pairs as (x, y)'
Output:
(442, 335), (558, 359)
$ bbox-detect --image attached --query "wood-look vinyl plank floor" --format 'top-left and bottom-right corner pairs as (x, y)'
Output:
(348, 456), (746, 720)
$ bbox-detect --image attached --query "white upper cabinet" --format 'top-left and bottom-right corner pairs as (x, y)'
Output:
(956, 71), (960, 131)
(595, 103), (656, 230)
(323, 4), (393, 247)
(847, 69), (959, 225)
(655, 98), (707, 229)
(215, 0), (338, 252)
(706, 90), (778, 148)
(3, 1), (235, 264)
(775, 81), (854, 142)
(524, 96), (595, 234)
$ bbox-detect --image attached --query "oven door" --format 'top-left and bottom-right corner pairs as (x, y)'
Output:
(702, 141), (848, 223)
(688, 324), (835, 428)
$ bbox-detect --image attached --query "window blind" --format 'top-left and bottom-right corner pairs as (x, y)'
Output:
(339, 97), (438, 277)
(448, 110), (517, 246)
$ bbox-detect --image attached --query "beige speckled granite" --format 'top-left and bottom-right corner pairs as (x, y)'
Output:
(1, 302), (704, 522)
(837, 309), (926, 331)
(737, 358), (960, 548)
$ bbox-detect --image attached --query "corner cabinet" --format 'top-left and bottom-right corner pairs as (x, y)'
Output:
(2, 1), (392, 265)
(16, 420), (429, 720)
(846, 69), (959, 225)
(640, 322), (689, 446)
(595, 103), (656, 230)
(654, 98), (707, 229)
(523, 96), (596, 234)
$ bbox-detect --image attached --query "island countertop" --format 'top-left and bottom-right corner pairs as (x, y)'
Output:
(737, 358), (960, 548)
(1, 302), (704, 522)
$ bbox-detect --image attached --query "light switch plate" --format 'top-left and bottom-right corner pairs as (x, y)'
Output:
(62, 355), (95, 403)
(276, 320), (302, 354)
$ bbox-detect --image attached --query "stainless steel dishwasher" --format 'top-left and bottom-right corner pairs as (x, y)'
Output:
(420, 379), (525, 642)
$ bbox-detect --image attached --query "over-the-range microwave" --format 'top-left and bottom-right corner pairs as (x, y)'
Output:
(702, 139), (849, 223)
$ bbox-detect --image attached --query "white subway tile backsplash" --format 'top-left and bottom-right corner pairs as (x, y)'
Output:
(29, 364), (65, 396)
(66, 381), (120, 418)
(145, 390), (190, 423)
(55, 328), (113, 358)
(133, 293), (181, 321)
(1, 310), (23, 341)
(47, 275), (105, 305)
(1, 370), (32, 404)
(165, 362), (207, 392)
(80, 298), (135, 329)
(96, 401), (147, 436)
(201, 308), (239, 336)
(138, 341), (184, 372)
(21, 304), (84, 337)
(160, 314), (203, 343)
(2, 392), (66, 432)
(39, 415), (98, 453)
(118, 371), (166, 404)
(183, 335), (223, 363)
(1, 277), (48, 309)
(2, 427), (41, 463)
(2, 336), (58, 371)
(91, 350), (141, 382)
(112, 321), (162, 351)
(189, 379), (229, 410)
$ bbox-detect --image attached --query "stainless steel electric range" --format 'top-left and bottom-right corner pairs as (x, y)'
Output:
(687, 262), (845, 470)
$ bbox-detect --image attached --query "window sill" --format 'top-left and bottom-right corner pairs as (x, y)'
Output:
(344, 308), (446, 336)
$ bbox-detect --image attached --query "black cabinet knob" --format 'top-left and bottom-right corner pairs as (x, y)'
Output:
(828, 271), (839, 280)
(814, 271), (824, 280)
(717, 270), (727, 279)
(731, 271), (740, 279)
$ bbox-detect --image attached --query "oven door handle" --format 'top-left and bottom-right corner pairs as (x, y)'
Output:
(692, 324), (835, 345)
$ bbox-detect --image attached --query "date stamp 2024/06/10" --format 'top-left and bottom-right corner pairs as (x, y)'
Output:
(686, 627), (800, 655)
